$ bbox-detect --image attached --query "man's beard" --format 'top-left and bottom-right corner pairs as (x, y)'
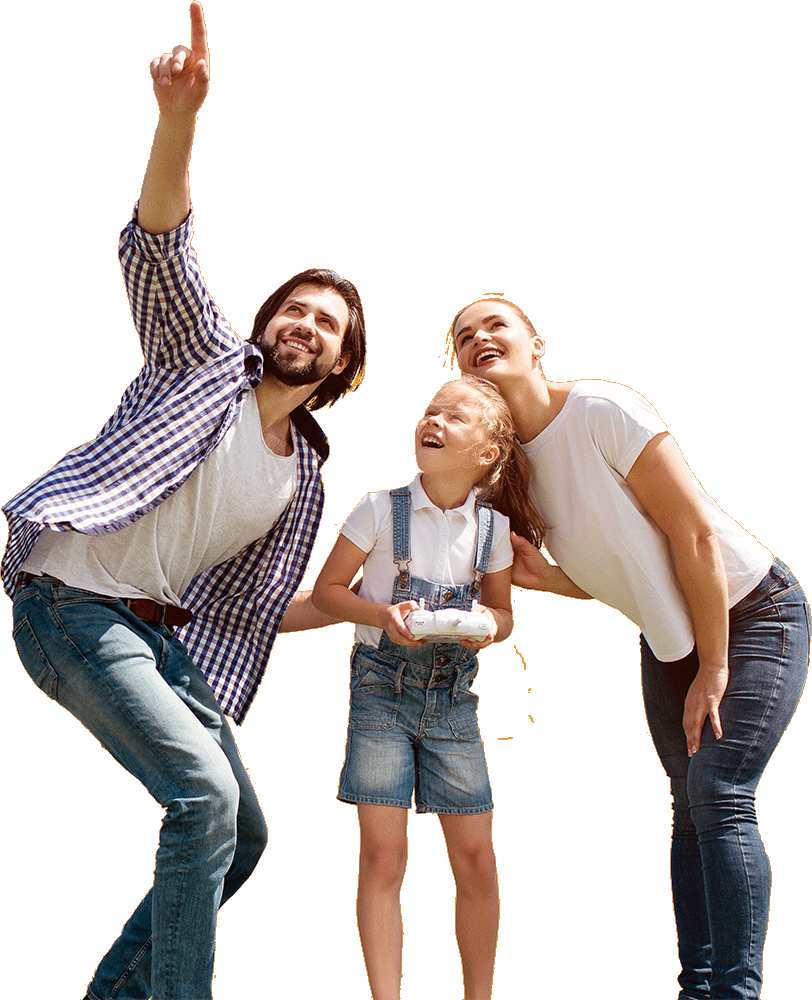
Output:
(260, 338), (339, 387)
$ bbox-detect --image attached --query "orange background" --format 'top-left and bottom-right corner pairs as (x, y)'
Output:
(0, 0), (812, 1000)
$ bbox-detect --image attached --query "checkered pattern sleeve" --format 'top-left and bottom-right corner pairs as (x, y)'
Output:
(119, 206), (241, 367)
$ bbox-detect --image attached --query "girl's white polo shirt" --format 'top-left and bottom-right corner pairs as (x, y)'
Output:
(341, 475), (513, 648)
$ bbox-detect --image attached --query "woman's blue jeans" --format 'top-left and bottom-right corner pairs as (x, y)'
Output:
(12, 577), (268, 1000)
(641, 559), (809, 999)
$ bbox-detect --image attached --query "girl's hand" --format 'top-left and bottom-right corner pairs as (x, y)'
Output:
(379, 601), (427, 647)
(683, 662), (729, 756)
(460, 608), (498, 650)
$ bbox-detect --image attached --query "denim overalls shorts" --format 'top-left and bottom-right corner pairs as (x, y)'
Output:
(337, 487), (495, 815)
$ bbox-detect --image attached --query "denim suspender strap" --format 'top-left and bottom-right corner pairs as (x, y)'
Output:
(389, 487), (412, 596)
(470, 502), (494, 598)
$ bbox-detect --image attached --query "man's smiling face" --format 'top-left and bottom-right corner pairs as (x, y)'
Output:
(259, 283), (350, 387)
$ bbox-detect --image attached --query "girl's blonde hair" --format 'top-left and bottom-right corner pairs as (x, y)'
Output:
(457, 374), (546, 548)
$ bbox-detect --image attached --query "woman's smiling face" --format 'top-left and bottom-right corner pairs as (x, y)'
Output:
(453, 300), (544, 386)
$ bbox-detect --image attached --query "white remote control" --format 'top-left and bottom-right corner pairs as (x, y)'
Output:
(407, 604), (491, 642)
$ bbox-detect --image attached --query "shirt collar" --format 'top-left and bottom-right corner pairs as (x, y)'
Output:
(408, 475), (477, 518)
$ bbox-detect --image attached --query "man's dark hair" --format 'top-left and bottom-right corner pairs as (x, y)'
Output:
(248, 268), (366, 410)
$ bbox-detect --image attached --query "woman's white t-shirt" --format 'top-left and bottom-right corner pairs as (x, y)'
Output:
(521, 381), (772, 661)
(340, 475), (513, 648)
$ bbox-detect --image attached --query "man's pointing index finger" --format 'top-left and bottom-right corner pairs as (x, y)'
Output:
(190, 2), (209, 66)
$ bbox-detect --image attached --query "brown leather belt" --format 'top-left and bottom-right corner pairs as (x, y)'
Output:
(17, 573), (193, 627)
(123, 599), (193, 628)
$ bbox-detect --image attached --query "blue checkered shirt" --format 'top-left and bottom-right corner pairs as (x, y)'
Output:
(2, 208), (328, 723)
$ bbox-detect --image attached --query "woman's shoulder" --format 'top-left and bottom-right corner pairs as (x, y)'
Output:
(566, 380), (666, 429)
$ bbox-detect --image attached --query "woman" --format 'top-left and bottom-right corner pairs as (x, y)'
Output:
(450, 296), (808, 1000)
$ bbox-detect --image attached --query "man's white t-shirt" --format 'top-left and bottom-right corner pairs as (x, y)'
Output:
(521, 381), (773, 661)
(22, 390), (297, 606)
(340, 475), (513, 648)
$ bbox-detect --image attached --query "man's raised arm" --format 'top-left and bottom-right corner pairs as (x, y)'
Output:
(138, 2), (210, 234)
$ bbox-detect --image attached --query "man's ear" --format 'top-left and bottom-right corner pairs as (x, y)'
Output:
(332, 351), (351, 376)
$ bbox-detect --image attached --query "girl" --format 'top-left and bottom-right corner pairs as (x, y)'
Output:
(311, 374), (544, 1000)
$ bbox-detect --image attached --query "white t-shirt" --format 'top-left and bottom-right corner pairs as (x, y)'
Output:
(341, 475), (513, 647)
(521, 381), (773, 661)
(22, 390), (298, 606)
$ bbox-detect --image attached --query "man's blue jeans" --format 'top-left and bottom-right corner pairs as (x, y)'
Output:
(642, 559), (809, 999)
(12, 576), (268, 1000)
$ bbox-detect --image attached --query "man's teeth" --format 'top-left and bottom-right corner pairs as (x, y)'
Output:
(283, 339), (313, 354)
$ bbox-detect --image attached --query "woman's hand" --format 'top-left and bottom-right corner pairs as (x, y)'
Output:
(511, 533), (591, 598)
(379, 601), (426, 647)
(510, 532), (550, 590)
(683, 662), (729, 756)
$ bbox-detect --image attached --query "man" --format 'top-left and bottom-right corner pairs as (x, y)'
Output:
(450, 296), (808, 999)
(3, 5), (364, 999)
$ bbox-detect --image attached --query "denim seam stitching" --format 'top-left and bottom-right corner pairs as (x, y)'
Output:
(728, 589), (789, 993)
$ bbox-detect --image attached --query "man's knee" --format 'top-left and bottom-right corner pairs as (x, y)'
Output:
(165, 756), (241, 849)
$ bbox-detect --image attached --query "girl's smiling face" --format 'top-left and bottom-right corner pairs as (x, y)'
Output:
(415, 382), (499, 477)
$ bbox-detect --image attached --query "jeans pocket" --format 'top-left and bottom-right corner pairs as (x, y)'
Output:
(13, 614), (59, 701)
(448, 688), (481, 741)
(50, 584), (121, 609)
(349, 669), (400, 731)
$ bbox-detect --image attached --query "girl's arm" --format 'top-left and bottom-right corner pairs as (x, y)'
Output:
(312, 535), (426, 647)
(625, 431), (729, 757)
(461, 566), (514, 649)
(510, 533), (593, 599)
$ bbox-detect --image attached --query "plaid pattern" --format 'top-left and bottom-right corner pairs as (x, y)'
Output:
(2, 208), (329, 724)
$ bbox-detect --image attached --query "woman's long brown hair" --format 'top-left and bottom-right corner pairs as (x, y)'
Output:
(459, 375), (546, 548)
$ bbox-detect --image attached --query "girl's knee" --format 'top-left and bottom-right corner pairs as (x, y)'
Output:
(450, 842), (498, 891)
(359, 842), (408, 887)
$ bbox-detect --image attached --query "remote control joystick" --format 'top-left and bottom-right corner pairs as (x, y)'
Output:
(406, 605), (491, 642)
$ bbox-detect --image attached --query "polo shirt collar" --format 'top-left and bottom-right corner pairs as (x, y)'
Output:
(408, 475), (477, 519)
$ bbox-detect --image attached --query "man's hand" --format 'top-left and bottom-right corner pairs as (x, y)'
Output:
(150, 2), (210, 121)
(138, 3), (210, 234)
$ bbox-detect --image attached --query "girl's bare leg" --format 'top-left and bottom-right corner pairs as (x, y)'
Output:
(357, 804), (409, 1000)
(438, 811), (499, 1000)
